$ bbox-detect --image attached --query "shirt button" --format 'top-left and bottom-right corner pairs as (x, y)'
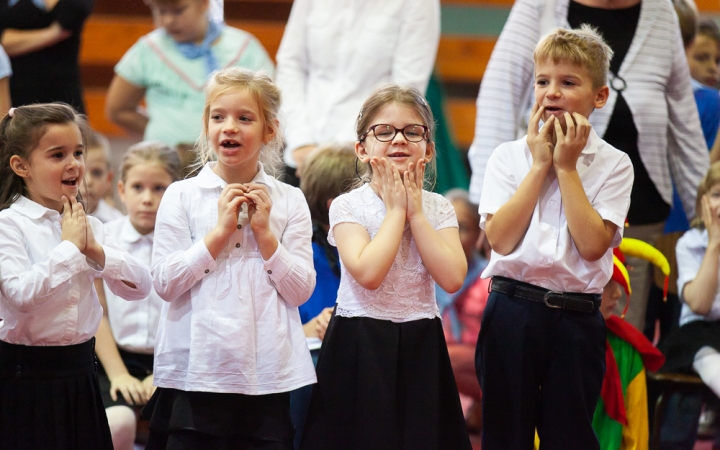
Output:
(237, 224), (242, 229)
(267, 270), (272, 274)
(204, 269), (209, 274)
(235, 243), (241, 248)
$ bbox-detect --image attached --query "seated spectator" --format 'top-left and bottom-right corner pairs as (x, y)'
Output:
(94, 142), (182, 450)
(105, 0), (274, 147)
(290, 142), (356, 449)
(81, 130), (124, 223)
(436, 189), (489, 429)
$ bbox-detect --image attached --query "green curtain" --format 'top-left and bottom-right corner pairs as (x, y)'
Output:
(425, 71), (470, 194)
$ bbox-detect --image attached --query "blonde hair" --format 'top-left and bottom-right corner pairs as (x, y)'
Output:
(86, 130), (111, 164)
(120, 141), (183, 183)
(354, 84), (436, 188)
(195, 68), (283, 176)
(300, 142), (357, 226)
(692, 161), (720, 229)
(534, 25), (613, 89)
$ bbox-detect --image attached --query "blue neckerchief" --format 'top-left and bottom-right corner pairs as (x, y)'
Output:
(436, 255), (487, 342)
(9, 0), (46, 9)
(173, 19), (223, 76)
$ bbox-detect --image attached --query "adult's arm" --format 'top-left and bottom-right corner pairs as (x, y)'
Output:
(275, 0), (315, 162)
(665, 20), (711, 221)
(1, 23), (70, 57)
(466, 0), (540, 203)
(390, 0), (440, 94)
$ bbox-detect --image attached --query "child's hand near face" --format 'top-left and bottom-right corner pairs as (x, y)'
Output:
(553, 112), (591, 172)
(702, 194), (720, 246)
(405, 160), (426, 223)
(61, 195), (87, 252)
(526, 103), (555, 170)
(370, 157), (407, 213)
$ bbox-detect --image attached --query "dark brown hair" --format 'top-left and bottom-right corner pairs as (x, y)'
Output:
(0, 103), (90, 211)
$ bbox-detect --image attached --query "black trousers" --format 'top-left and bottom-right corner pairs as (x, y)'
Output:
(475, 287), (606, 450)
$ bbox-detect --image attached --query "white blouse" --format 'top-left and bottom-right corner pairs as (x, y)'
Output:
(676, 228), (720, 326)
(479, 129), (634, 294)
(103, 217), (162, 354)
(328, 184), (458, 322)
(0, 196), (152, 346)
(151, 163), (317, 395)
(275, 0), (440, 165)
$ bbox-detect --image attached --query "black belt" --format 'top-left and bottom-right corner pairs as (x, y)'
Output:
(490, 276), (600, 314)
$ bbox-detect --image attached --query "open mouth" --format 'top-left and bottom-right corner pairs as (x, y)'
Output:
(388, 152), (409, 158)
(545, 107), (562, 113)
(220, 139), (241, 149)
(61, 178), (78, 186)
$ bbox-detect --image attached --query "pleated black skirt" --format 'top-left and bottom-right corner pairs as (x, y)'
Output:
(0, 338), (113, 450)
(142, 387), (294, 450)
(659, 320), (720, 373)
(300, 315), (472, 450)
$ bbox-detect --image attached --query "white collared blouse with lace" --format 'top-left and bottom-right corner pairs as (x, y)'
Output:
(151, 163), (317, 395)
(328, 184), (458, 322)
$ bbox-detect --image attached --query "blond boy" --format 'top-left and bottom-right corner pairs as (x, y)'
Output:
(475, 26), (634, 450)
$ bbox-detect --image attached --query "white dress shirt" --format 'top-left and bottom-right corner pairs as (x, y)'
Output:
(676, 228), (720, 326)
(0, 196), (152, 346)
(275, 0), (440, 166)
(467, 0), (709, 221)
(151, 163), (317, 395)
(479, 129), (634, 294)
(103, 217), (162, 354)
(328, 184), (458, 322)
(93, 199), (124, 224)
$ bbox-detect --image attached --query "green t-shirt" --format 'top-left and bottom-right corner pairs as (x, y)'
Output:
(115, 26), (274, 147)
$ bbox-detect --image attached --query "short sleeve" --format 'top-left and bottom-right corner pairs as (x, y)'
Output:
(478, 142), (520, 229)
(428, 193), (458, 230)
(0, 46), (10, 79)
(592, 153), (634, 247)
(327, 192), (361, 246)
(115, 38), (150, 88)
(676, 230), (704, 302)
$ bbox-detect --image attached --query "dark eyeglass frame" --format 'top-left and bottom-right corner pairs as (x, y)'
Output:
(359, 124), (429, 143)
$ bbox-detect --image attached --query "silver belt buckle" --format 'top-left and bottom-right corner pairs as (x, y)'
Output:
(543, 291), (565, 309)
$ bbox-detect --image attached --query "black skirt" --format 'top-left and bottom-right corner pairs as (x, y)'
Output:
(142, 387), (294, 450)
(300, 315), (472, 450)
(659, 320), (720, 373)
(98, 348), (154, 407)
(0, 338), (113, 450)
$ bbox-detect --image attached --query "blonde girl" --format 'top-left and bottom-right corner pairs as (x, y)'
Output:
(0, 103), (152, 449)
(143, 68), (316, 450)
(93, 142), (182, 450)
(301, 85), (472, 450)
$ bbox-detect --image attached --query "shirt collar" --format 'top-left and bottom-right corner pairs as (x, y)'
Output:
(581, 127), (601, 155)
(10, 196), (61, 220)
(120, 217), (153, 244)
(195, 162), (273, 190)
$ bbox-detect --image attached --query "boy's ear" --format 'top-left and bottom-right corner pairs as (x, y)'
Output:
(594, 85), (610, 110)
(9, 155), (30, 178)
(355, 141), (370, 163)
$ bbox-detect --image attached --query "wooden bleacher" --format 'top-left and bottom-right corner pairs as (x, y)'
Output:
(80, 0), (720, 150)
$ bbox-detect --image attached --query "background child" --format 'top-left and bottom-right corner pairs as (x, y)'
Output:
(82, 130), (124, 222)
(143, 68), (316, 449)
(0, 103), (152, 449)
(659, 162), (720, 442)
(94, 141), (182, 450)
(476, 27), (634, 449)
(687, 18), (720, 90)
(105, 0), (274, 148)
(301, 85), (472, 450)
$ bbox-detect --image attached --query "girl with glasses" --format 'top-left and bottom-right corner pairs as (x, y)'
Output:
(301, 85), (472, 450)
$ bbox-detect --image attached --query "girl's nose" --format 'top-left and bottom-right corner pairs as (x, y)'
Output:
(391, 129), (408, 144)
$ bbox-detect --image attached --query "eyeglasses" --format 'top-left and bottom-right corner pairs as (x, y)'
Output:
(359, 124), (428, 143)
